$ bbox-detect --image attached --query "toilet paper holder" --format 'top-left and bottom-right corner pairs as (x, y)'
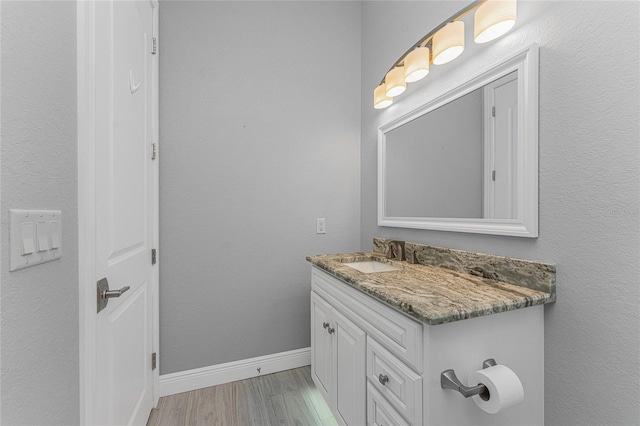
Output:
(441, 358), (497, 399)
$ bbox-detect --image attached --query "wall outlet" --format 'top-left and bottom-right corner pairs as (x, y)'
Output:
(316, 218), (326, 234)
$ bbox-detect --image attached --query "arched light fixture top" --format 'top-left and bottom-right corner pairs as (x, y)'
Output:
(373, 0), (517, 109)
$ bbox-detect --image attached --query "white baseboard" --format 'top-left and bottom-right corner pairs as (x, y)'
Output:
(159, 347), (311, 397)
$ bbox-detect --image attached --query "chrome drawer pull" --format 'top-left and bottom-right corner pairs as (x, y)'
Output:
(378, 374), (389, 385)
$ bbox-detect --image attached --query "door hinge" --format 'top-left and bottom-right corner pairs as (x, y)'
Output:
(151, 143), (157, 160)
(152, 352), (157, 370)
(151, 248), (157, 265)
(152, 37), (157, 55)
(491, 106), (496, 117)
(492, 170), (496, 181)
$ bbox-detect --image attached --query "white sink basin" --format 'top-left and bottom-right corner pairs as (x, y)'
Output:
(343, 260), (401, 273)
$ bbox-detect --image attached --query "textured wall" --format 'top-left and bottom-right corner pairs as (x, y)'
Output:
(1, 1), (79, 425)
(361, 1), (639, 425)
(159, 1), (361, 374)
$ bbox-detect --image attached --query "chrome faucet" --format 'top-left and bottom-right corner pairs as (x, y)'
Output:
(386, 240), (406, 261)
(407, 248), (419, 264)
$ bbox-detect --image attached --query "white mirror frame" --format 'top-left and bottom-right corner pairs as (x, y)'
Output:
(378, 44), (539, 237)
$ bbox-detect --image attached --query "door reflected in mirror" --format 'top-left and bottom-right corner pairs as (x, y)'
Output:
(378, 44), (538, 237)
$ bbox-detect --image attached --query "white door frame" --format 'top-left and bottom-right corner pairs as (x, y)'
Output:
(77, 1), (160, 423)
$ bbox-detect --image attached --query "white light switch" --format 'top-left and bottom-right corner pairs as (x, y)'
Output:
(37, 222), (50, 252)
(21, 223), (35, 255)
(50, 220), (61, 249)
(10, 210), (62, 271)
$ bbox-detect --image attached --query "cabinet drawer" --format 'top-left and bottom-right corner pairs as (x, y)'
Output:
(312, 267), (423, 370)
(367, 382), (410, 426)
(367, 337), (422, 426)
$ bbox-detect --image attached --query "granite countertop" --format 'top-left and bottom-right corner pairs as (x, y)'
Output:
(306, 250), (555, 326)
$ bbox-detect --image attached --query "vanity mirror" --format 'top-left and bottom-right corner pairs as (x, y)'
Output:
(378, 44), (538, 237)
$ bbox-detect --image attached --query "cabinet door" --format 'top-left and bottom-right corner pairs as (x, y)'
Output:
(367, 382), (410, 426)
(333, 308), (366, 426)
(311, 292), (333, 402)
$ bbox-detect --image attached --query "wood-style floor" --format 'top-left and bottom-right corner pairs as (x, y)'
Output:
(147, 366), (338, 426)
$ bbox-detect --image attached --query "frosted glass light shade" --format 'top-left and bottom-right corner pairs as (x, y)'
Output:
(404, 47), (430, 83)
(433, 21), (465, 65)
(374, 84), (393, 109)
(474, 0), (517, 43)
(385, 67), (406, 97)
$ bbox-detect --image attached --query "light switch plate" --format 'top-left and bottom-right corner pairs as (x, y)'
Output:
(10, 209), (62, 272)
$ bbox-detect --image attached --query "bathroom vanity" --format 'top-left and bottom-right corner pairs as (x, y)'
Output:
(307, 239), (555, 426)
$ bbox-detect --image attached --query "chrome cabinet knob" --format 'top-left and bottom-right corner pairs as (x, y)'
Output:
(323, 322), (329, 329)
(378, 374), (389, 385)
(327, 327), (335, 334)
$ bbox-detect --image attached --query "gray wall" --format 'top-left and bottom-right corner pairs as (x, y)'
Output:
(159, 1), (361, 374)
(1, 1), (79, 425)
(361, 2), (639, 425)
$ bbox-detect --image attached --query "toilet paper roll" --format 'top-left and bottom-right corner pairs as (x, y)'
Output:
(468, 364), (524, 414)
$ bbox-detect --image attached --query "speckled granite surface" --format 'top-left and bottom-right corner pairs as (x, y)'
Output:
(306, 244), (556, 326)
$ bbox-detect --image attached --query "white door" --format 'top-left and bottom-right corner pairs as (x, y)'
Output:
(93, 1), (157, 424)
(333, 309), (366, 426)
(483, 71), (518, 219)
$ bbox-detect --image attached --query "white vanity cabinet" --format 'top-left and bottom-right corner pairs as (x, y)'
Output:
(310, 266), (545, 426)
(311, 291), (366, 426)
(311, 267), (423, 426)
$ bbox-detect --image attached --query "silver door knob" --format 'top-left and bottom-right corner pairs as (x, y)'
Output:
(97, 278), (130, 313)
(102, 286), (130, 299)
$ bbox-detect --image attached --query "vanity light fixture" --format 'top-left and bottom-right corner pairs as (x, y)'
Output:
(385, 66), (407, 97)
(432, 21), (465, 65)
(404, 47), (430, 83)
(374, 84), (393, 109)
(373, 0), (517, 109)
(474, 0), (517, 43)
